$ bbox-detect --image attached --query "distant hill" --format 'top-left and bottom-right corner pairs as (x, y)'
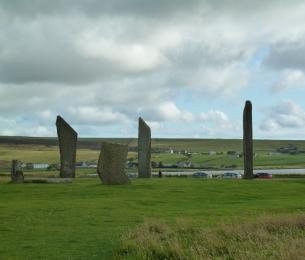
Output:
(0, 136), (136, 150)
(0, 136), (305, 152)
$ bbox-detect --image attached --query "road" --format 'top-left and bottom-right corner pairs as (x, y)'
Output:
(156, 168), (305, 176)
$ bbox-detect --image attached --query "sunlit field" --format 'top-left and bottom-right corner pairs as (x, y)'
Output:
(1, 138), (305, 259)
(1, 178), (305, 259)
(1, 138), (305, 171)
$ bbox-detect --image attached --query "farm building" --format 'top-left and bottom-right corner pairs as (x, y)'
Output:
(33, 163), (50, 169)
(227, 151), (242, 158)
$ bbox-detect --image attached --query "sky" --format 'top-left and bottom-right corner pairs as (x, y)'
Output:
(1, 0), (305, 139)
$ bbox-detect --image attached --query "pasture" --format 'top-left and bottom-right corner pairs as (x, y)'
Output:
(1, 137), (305, 258)
(1, 178), (305, 259)
(1, 137), (305, 171)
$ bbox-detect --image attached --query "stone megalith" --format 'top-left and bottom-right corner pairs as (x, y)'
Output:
(56, 115), (77, 178)
(138, 117), (151, 178)
(11, 160), (24, 182)
(243, 100), (254, 179)
(97, 142), (130, 185)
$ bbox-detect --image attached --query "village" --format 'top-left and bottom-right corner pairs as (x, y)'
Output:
(18, 144), (305, 172)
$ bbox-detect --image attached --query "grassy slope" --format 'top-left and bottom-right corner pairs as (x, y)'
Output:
(152, 138), (305, 152)
(152, 153), (305, 169)
(1, 178), (305, 259)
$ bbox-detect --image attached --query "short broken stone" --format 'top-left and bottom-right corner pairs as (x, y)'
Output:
(97, 142), (130, 185)
(11, 160), (24, 183)
(23, 178), (72, 184)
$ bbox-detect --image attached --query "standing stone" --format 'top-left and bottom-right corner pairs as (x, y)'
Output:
(11, 160), (24, 182)
(243, 100), (254, 179)
(56, 116), (77, 178)
(138, 117), (151, 178)
(97, 142), (130, 185)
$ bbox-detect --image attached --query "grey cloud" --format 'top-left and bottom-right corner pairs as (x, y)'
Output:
(2, 0), (300, 18)
(1, 0), (302, 87)
(0, 0), (201, 18)
(0, 52), (115, 85)
(0, 18), (150, 84)
(165, 40), (249, 69)
(265, 43), (305, 71)
(1, 0), (305, 137)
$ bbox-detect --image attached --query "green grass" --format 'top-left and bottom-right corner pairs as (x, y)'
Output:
(1, 143), (305, 170)
(151, 153), (305, 169)
(2, 136), (305, 170)
(1, 178), (305, 259)
(152, 138), (305, 153)
(0, 144), (100, 164)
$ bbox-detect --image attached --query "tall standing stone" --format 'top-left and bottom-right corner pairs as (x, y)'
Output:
(56, 116), (77, 178)
(243, 100), (254, 179)
(138, 117), (151, 178)
(97, 142), (130, 185)
(11, 160), (24, 183)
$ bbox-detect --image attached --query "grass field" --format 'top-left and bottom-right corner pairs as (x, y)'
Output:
(1, 178), (305, 259)
(1, 137), (305, 170)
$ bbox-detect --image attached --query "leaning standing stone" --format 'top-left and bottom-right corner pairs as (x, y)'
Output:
(11, 160), (24, 183)
(138, 117), (151, 178)
(243, 100), (254, 179)
(97, 142), (130, 185)
(56, 115), (77, 178)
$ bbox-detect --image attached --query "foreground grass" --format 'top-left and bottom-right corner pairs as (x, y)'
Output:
(117, 214), (305, 259)
(1, 178), (305, 259)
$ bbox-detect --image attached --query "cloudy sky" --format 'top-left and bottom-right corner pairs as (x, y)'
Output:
(1, 0), (305, 139)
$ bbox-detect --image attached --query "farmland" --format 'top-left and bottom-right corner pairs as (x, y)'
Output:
(1, 137), (305, 171)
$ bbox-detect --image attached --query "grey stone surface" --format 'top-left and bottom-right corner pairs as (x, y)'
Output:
(243, 100), (254, 179)
(11, 160), (24, 182)
(97, 142), (130, 185)
(138, 117), (151, 178)
(56, 115), (77, 178)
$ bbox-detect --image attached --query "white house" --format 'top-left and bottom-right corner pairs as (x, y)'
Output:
(33, 163), (50, 169)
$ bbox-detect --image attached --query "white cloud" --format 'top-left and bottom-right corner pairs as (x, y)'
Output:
(199, 110), (229, 124)
(272, 69), (305, 92)
(0, 117), (55, 137)
(67, 106), (130, 125)
(1, 1), (305, 137)
(76, 31), (167, 72)
(157, 102), (195, 122)
(260, 100), (305, 132)
(145, 121), (163, 132)
(179, 63), (250, 97)
(199, 110), (238, 135)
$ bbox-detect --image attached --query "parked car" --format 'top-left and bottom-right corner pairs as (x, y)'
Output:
(127, 173), (137, 178)
(222, 172), (242, 179)
(192, 171), (212, 178)
(254, 172), (272, 179)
